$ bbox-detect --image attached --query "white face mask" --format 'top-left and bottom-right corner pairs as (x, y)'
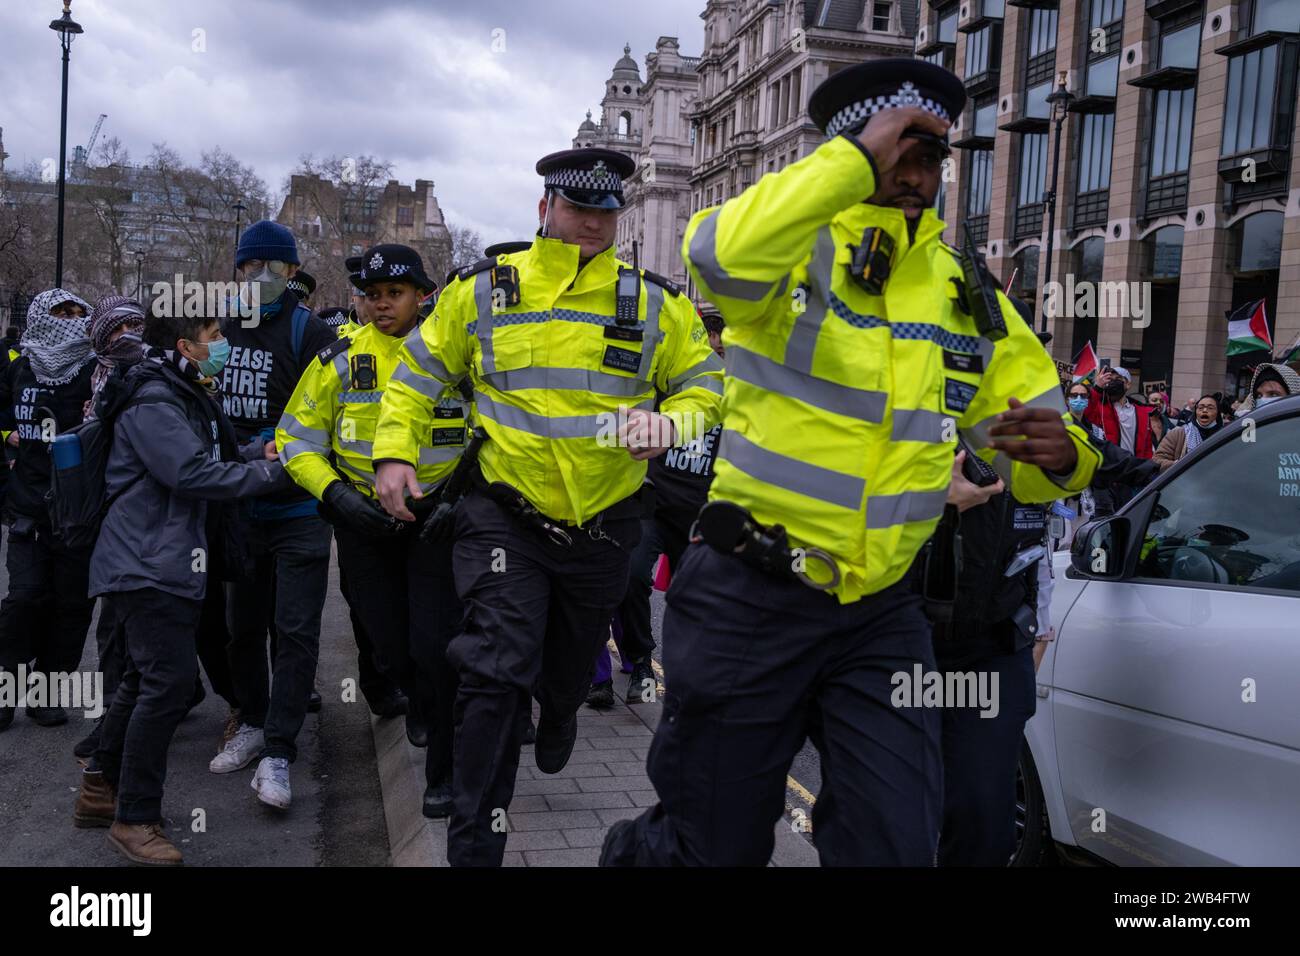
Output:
(1254, 395), (1282, 408)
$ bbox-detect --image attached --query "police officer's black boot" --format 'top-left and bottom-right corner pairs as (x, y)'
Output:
(422, 779), (452, 819)
(26, 705), (68, 726)
(624, 660), (656, 705)
(534, 713), (578, 774)
(405, 696), (428, 749)
(365, 686), (408, 719)
(586, 679), (614, 709)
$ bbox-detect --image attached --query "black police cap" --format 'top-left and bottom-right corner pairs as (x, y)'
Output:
(809, 58), (965, 148)
(354, 243), (436, 294)
(286, 270), (316, 300)
(316, 306), (349, 328)
(536, 147), (636, 209)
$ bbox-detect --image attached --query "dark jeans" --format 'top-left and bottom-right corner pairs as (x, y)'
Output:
(335, 525), (461, 788)
(937, 645), (1037, 866)
(0, 521), (96, 682)
(447, 488), (639, 866)
(225, 515), (331, 762)
(95, 588), (202, 824)
(603, 543), (941, 867)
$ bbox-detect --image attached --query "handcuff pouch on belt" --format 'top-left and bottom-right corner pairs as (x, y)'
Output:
(690, 500), (841, 591)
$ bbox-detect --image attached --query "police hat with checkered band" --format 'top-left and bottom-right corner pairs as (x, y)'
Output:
(809, 58), (965, 152)
(286, 270), (316, 301)
(536, 148), (636, 210)
(354, 243), (435, 294)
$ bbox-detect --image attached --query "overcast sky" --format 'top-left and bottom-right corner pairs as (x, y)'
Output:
(0, 0), (704, 248)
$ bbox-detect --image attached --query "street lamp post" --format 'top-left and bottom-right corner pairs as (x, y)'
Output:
(231, 202), (247, 280)
(49, 0), (84, 289)
(135, 250), (144, 302)
(1041, 71), (1075, 335)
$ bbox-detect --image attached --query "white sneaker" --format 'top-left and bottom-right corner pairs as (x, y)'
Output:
(208, 724), (264, 774)
(251, 756), (291, 809)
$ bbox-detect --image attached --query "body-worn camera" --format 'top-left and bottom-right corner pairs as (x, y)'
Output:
(848, 227), (895, 296)
(350, 354), (377, 391)
(490, 264), (521, 307)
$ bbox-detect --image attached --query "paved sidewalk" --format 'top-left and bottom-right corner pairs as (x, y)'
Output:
(376, 651), (819, 867)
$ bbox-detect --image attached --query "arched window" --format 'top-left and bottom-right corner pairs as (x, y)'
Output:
(618, 111), (632, 136)
(1234, 211), (1283, 273)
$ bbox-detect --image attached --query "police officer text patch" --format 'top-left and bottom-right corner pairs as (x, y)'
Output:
(602, 345), (641, 374)
(1012, 506), (1046, 530)
(431, 405), (465, 446)
(944, 378), (978, 413)
(943, 350), (983, 374)
(603, 325), (644, 343)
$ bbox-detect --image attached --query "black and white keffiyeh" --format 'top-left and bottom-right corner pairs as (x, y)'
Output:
(21, 288), (94, 386)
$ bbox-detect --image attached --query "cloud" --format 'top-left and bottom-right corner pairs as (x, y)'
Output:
(0, 0), (702, 263)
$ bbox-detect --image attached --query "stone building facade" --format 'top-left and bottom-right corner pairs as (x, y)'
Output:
(919, 0), (1300, 399)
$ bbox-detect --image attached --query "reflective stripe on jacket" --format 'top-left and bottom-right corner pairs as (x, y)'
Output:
(375, 238), (724, 525)
(276, 321), (465, 501)
(683, 133), (1101, 603)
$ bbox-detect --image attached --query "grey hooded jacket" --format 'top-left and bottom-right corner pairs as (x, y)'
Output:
(89, 356), (289, 601)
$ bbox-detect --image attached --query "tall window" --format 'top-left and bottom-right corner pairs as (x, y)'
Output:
(1024, 8), (1058, 119)
(872, 2), (892, 32)
(966, 150), (993, 216)
(1018, 134), (1048, 205)
(1222, 44), (1284, 155)
(937, 4), (958, 43)
(1084, 0), (1124, 98)
(1250, 0), (1300, 34)
(1151, 89), (1194, 177)
(974, 96), (997, 137)
(965, 24), (994, 77)
(1078, 113), (1115, 192)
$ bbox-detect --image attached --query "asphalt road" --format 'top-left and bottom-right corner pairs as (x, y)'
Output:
(0, 532), (389, 867)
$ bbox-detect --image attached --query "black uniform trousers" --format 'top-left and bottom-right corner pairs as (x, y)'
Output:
(0, 522), (96, 682)
(333, 524), (460, 788)
(615, 507), (694, 665)
(447, 487), (639, 867)
(937, 644), (1036, 866)
(94, 587), (203, 824)
(602, 543), (942, 867)
(336, 560), (398, 705)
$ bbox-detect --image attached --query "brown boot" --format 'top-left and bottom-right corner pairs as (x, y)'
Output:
(73, 769), (116, 828)
(108, 821), (183, 866)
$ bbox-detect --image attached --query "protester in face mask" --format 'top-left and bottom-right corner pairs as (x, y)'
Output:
(84, 295), (147, 420)
(72, 310), (290, 865)
(1084, 365), (1154, 460)
(214, 220), (337, 811)
(1244, 362), (1300, 412)
(1063, 381), (1159, 524)
(0, 289), (98, 732)
(1154, 394), (1223, 470)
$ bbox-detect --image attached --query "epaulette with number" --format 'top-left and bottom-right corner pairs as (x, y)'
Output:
(316, 337), (350, 366)
(641, 269), (682, 297)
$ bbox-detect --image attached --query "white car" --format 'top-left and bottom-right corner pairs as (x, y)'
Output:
(1014, 394), (1300, 866)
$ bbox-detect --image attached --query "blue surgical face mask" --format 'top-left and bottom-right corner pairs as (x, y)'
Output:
(1068, 397), (1089, 416)
(1254, 395), (1281, 408)
(195, 336), (230, 377)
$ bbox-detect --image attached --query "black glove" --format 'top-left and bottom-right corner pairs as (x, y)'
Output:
(322, 481), (404, 538)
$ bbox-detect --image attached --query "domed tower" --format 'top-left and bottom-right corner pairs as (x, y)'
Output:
(572, 110), (599, 149)
(601, 43), (645, 144)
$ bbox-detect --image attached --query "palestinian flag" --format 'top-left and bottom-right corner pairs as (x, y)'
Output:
(1226, 299), (1272, 355)
(1072, 341), (1099, 383)
(1274, 332), (1300, 365)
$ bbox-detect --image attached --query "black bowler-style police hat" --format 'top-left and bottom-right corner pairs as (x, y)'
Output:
(344, 255), (365, 293)
(809, 58), (966, 152)
(285, 270), (316, 301)
(536, 148), (636, 210)
(316, 306), (349, 328)
(354, 244), (436, 294)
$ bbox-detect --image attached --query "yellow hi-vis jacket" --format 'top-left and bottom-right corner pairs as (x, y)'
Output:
(374, 237), (725, 525)
(683, 133), (1101, 604)
(275, 321), (466, 501)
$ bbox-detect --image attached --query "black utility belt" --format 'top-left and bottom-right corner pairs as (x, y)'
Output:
(472, 472), (638, 549)
(689, 500), (841, 591)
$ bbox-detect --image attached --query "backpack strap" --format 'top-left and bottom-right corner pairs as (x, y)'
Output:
(290, 303), (309, 367)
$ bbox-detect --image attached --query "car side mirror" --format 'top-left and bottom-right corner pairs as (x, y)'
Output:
(1070, 516), (1129, 579)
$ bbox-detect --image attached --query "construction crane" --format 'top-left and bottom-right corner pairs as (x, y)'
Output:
(74, 113), (107, 167)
